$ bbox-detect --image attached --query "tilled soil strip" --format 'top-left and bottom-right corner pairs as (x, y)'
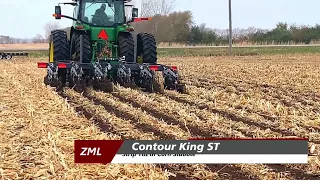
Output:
(112, 87), (298, 180)
(169, 86), (320, 143)
(61, 89), (220, 180)
(113, 87), (320, 179)
(0, 61), (167, 179)
(88, 89), (263, 180)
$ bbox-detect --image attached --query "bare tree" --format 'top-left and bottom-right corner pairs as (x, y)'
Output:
(21, 39), (28, 44)
(33, 34), (45, 43)
(140, 0), (176, 17)
(44, 21), (61, 41)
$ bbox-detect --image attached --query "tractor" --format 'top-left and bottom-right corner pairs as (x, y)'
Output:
(37, 0), (186, 93)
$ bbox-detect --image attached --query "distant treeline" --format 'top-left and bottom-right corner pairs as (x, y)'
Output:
(132, 11), (320, 46)
(1, 10), (320, 46)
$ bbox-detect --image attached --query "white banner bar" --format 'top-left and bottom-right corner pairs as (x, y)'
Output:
(111, 154), (308, 164)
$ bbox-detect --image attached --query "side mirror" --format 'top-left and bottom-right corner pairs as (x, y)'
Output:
(132, 8), (138, 18)
(55, 6), (62, 19)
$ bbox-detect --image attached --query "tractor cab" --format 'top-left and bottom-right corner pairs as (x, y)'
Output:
(79, 0), (125, 27)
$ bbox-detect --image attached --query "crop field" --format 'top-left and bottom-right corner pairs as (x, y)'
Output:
(1, 53), (320, 179)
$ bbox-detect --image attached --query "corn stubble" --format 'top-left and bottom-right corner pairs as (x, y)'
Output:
(0, 55), (320, 179)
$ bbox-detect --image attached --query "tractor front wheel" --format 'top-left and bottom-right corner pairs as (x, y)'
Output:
(136, 33), (157, 64)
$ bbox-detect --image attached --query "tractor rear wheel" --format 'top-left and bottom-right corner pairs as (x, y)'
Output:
(118, 33), (134, 62)
(137, 33), (157, 64)
(70, 32), (91, 63)
(48, 30), (69, 90)
(49, 30), (69, 62)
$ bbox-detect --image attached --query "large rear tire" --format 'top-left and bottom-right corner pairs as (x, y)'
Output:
(49, 30), (69, 62)
(70, 32), (91, 63)
(48, 30), (69, 91)
(136, 33), (157, 64)
(118, 33), (134, 62)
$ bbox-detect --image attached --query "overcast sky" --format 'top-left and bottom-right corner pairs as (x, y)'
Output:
(0, 0), (319, 38)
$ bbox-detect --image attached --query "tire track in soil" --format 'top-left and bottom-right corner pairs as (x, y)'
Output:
(110, 90), (277, 180)
(59, 90), (226, 180)
(162, 92), (319, 180)
(185, 78), (320, 132)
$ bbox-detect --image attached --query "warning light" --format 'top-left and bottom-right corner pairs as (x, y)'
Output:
(38, 62), (48, 68)
(98, 30), (108, 40)
(133, 18), (152, 22)
(149, 65), (159, 71)
(58, 63), (67, 69)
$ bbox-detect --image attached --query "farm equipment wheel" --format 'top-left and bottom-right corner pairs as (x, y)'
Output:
(136, 33), (157, 64)
(49, 30), (69, 62)
(152, 71), (165, 94)
(118, 33), (134, 62)
(5, 55), (12, 60)
(70, 32), (91, 63)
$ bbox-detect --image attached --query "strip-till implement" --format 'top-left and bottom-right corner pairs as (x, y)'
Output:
(0, 52), (28, 60)
(37, 0), (186, 94)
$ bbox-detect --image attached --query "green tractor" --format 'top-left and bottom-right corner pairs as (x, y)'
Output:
(37, 0), (186, 93)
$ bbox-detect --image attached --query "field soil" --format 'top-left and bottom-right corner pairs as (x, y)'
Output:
(0, 43), (48, 50)
(0, 55), (319, 179)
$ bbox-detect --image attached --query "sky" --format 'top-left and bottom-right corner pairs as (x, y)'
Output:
(0, 0), (319, 39)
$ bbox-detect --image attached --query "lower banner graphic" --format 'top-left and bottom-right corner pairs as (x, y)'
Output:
(74, 138), (309, 164)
